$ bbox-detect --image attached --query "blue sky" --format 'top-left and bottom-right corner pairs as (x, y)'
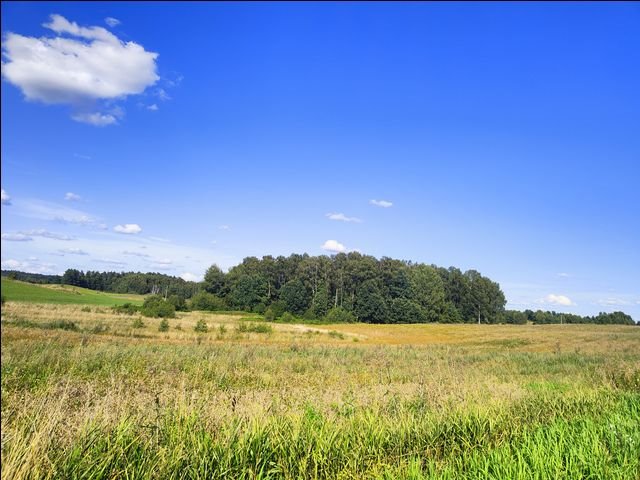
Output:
(1, 2), (639, 319)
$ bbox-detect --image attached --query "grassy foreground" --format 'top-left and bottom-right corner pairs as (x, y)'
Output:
(1, 278), (144, 306)
(1, 302), (639, 479)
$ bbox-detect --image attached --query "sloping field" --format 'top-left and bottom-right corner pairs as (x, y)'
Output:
(0, 278), (144, 306)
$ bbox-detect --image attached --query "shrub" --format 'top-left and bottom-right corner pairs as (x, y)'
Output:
(324, 307), (356, 323)
(269, 301), (286, 319)
(141, 296), (175, 318)
(112, 303), (140, 315)
(252, 302), (266, 314)
(190, 291), (225, 311)
(194, 318), (208, 333)
(167, 294), (188, 311)
(81, 306), (92, 313)
(158, 318), (169, 332)
(280, 312), (296, 323)
(132, 317), (145, 329)
(236, 322), (273, 334)
(264, 307), (275, 322)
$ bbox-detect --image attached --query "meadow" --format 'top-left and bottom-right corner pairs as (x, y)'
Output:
(1, 301), (639, 479)
(1, 278), (144, 306)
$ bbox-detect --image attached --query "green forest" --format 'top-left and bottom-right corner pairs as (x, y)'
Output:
(3, 253), (635, 325)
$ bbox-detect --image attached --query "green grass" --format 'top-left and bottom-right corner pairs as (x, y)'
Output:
(1, 278), (144, 306)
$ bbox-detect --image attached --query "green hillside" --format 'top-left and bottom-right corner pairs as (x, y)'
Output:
(1, 278), (144, 306)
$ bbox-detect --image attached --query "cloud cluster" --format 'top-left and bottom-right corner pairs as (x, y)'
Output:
(1, 258), (57, 274)
(114, 224), (142, 234)
(1, 233), (33, 242)
(326, 213), (362, 223)
(2, 229), (76, 241)
(1, 14), (159, 125)
(180, 272), (201, 282)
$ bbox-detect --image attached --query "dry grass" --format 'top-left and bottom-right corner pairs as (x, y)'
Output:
(1, 302), (639, 479)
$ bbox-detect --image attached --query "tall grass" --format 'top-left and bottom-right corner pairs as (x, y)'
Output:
(1, 302), (639, 479)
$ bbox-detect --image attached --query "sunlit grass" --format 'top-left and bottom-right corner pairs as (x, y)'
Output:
(1, 302), (639, 478)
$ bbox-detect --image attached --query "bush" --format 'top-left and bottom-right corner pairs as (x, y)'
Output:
(280, 312), (296, 323)
(264, 307), (275, 322)
(132, 317), (145, 329)
(190, 291), (225, 311)
(167, 294), (188, 311)
(252, 302), (266, 314)
(269, 301), (286, 319)
(194, 318), (208, 333)
(324, 307), (356, 323)
(112, 303), (140, 315)
(236, 322), (273, 334)
(141, 296), (175, 318)
(158, 318), (169, 332)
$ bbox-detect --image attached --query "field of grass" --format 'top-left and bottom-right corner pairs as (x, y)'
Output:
(1, 278), (144, 306)
(1, 301), (639, 479)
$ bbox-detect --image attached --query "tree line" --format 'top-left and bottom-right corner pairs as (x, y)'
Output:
(2, 253), (636, 325)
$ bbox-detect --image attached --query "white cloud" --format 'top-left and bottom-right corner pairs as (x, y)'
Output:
(71, 112), (117, 126)
(1, 189), (11, 205)
(73, 153), (92, 160)
(219, 225), (230, 231)
(597, 298), (633, 307)
(147, 103), (158, 111)
(321, 239), (346, 253)
(21, 229), (76, 240)
(12, 198), (98, 226)
(1, 258), (57, 274)
(122, 250), (150, 258)
(155, 88), (171, 101)
(153, 258), (172, 265)
(369, 199), (393, 208)
(326, 213), (362, 223)
(64, 192), (82, 201)
(114, 224), (142, 234)
(1, 233), (33, 242)
(95, 258), (125, 266)
(58, 247), (88, 255)
(104, 17), (121, 27)
(1, 14), (159, 124)
(542, 294), (575, 306)
(557, 272), (571, 278)
(180, 272), (201, 282)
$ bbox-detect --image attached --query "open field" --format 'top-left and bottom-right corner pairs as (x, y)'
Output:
(1, 278), (144, 306)
(2, 302), (639, 479)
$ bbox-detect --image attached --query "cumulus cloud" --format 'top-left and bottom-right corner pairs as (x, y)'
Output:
(114, 224), (142, 234)
(64, 192), (82, 201)
(321, 239), (346, 253)
(542, 294), (574, 306)
(147, 103), (158, 111)
(1, 233), (33, 241)
(104, 17), (121, 27)
(1, 14), (159, 124)
(369, 199), (393, 208)
(1, 189), (11, 205)
(326, 213), (362, 223)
